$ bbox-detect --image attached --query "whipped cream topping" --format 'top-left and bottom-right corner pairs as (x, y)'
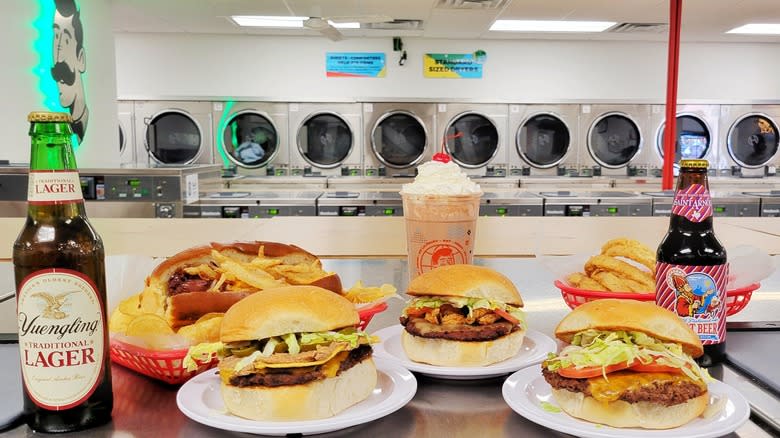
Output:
(400, 161), (482, 195)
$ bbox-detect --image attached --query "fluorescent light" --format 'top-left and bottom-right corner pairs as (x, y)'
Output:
(331, 21), (360, 29)
(490, 19), (616, 33)
(231, 15), (307, 28)
(727, 23), (780, 35)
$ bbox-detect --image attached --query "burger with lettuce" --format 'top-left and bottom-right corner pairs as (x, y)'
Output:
(542, 299), (711, 429)
(186, 285), (377, 420)
(399, 264), (526, 367)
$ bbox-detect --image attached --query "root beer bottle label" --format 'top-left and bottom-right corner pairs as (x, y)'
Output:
(656, 159), (727, 366)
(17, 269), (105, 409)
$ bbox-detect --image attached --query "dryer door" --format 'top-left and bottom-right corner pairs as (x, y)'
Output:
(588, 113), (641, 168)
(145, 111), (202, 165)
(656, 114), (712, 163)
(727, 114), (779, 168)
(222, 111), (279, 168)
(371, 111), (427, 168)
(297, 112), (353, 168)
(517, 113), (570, 168)
(444, 113), (499, 168)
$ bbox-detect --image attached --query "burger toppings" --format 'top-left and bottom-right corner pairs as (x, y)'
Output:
(185, 328), (377, 387)
(543, 329), (710, 383)
(401, 296), (525, 326)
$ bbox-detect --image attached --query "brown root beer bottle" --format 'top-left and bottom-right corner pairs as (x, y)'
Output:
(655, 159), (728, 366)
(13, 112), (113, 432)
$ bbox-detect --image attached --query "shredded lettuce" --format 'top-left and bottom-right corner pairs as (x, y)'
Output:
(261, 337), (279, 356)
(234, 350), (263, 372)
(545, 329), (711, 383)
(183, 342), (224, 372)
(405, 296), (525, 327)
(299, 329), (378, 349)
(282, 333), (300, 355)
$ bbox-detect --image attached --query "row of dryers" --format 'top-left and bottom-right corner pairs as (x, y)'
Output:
(117, 101), (780, 179)
(185, 189), (780, 218)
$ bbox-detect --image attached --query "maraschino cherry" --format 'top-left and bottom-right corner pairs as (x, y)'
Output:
(432, 152), (451, 163)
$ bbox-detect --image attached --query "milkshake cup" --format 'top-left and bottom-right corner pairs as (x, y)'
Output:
(400, 161), (482, 282)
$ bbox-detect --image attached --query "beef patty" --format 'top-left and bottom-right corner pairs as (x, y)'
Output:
(229, 345), (372, 388)
(541, 367), (706, 407)
(400, 316), (518, 342)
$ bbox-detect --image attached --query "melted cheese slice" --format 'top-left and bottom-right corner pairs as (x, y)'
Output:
(587, 371), (705, 403)
(220, 350), (352, 384)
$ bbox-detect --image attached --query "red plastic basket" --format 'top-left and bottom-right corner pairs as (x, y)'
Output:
(555, 280), (759, 317)
(110, 338), (217, 385)
(111, 301), (389, 385)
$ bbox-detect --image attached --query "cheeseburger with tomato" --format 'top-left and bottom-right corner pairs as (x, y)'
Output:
(543, 299), (711, 429)
(399, 264), (525, 366)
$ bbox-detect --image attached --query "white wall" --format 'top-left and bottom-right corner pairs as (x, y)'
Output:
(0, 0), (118, 166)
(115, 33), (780, 103)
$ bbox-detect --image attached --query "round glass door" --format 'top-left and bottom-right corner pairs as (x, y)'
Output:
(371, 111), (427, 168)
(119, 124), (125, 154)
(222, 112), (278, 168)
(517, 114), (570, 168)
(297, 113), (352, 168)
(146, 111), (201, 164)
(444, 113), (499, 168)
(656, 114), (711, 163)
(588, 113), (641, 168)
(727, 114), (779, 168)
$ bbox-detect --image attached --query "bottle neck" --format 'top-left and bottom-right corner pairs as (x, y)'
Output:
(669, 167), (712, 231)
(27, 122), (85, 219)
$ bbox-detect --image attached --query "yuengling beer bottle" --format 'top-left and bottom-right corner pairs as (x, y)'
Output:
(655, 159), (728, 366)
(13, 111), (113, 432)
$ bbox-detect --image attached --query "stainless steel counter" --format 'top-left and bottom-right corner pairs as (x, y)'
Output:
(3, 258), (779, 437)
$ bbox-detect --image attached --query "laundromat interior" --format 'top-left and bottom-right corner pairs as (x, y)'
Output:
(4, 0), (780, 218)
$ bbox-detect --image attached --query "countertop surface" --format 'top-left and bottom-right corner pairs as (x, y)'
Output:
(3, 257), (779, 437)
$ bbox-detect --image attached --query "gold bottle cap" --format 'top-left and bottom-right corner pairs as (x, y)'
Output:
(679, 159), (709, 169)
(27, 111), (72, 123)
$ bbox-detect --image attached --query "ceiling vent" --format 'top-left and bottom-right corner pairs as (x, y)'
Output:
(436, 0), (510, 10)
(608, 23), (668, 34)
(364, 19), (424, 30)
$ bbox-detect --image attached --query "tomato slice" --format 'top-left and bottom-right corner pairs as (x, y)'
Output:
(494, 309), (519, 325)
(405, 307), (432, 317)
(629, 363), (683, 373)
(558, 361), (634, 379)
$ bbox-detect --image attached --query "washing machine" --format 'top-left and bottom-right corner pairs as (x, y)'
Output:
(579, 105), (651, 177)
(436, 103), (508, 177)
(718, 105), (780, 178)
(508, 104), (579, 177)
(133, 101), (214, 166)
(212, 102), (289, 176)
(363, 103), (435, 177)
(118, 100), (135, 166)
(649, 104), (719, 175)
(288, 103), (362, 177)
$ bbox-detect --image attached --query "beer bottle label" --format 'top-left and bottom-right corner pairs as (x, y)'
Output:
(16, 269), (105, 409)
(27, 171), (84, 205)
(671, 183), (712, 222)
(655, 263), (728, 345)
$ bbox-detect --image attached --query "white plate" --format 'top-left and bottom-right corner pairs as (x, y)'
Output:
(372, 325), (557, 380)
(176, 357), (416, 436)
(502, 367), (751, 438)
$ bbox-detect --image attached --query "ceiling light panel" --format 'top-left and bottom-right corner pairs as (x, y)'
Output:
(490, 20), (616, 33)
(231, 16), (307, 28)
(727, 24), (780, 35)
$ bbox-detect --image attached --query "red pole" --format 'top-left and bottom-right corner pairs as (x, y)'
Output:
(662, 0), (682, 190)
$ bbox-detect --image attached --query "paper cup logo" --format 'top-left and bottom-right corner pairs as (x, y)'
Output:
(417, 241), (467, 272)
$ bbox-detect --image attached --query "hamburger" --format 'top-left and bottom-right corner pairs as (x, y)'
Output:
(399, 264), (525, 366)
(139, 241), (342, 328)
(213, 285), (377, 421)
(542, 299), (711, 429)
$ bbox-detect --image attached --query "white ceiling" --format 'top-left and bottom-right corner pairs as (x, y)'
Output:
(110, 0), (780, 43)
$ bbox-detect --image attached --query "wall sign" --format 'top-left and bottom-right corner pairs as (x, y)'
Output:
(424, 51), (486, 79)
(326, 52), (386, 78)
